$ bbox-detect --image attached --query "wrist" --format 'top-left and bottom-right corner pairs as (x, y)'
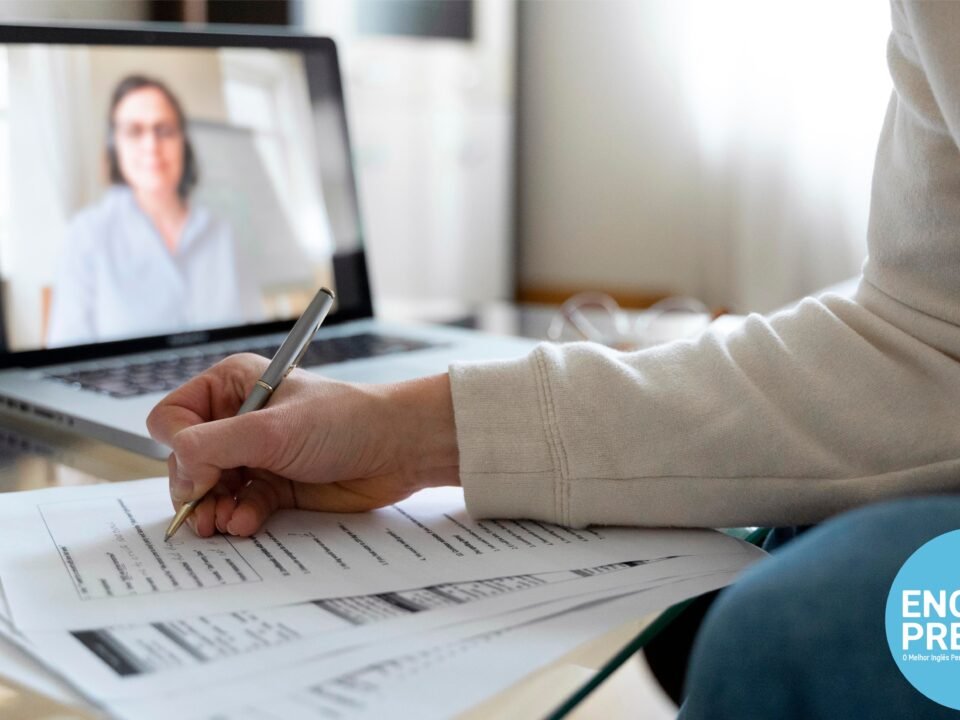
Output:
(388, 373), (460, 490)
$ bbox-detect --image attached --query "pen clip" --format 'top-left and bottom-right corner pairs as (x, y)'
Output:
(285, 321), (322, 377)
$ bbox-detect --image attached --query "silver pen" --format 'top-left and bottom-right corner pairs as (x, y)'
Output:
(164, 287), (336, 541)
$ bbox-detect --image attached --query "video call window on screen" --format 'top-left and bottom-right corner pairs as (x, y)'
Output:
(0, 43), (354, 353)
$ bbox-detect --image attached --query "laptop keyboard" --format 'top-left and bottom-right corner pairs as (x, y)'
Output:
(45, 332), (438, 399)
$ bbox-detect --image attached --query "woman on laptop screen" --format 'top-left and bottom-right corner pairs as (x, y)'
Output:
(47, 75), (260, 347)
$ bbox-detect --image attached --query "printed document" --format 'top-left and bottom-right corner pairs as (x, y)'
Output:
(113, 569), (748, 720)
(0, 585), (88, 707)
(20, 550), (762, 702)
(0, 477), (747, 630)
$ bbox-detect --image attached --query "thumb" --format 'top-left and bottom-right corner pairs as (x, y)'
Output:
(169, 412), (283, 502)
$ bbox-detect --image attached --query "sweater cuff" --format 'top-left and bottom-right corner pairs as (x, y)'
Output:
(449, 349), (563, 524)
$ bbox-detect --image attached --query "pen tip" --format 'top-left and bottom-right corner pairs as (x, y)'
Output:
(163, 531), (172, 542)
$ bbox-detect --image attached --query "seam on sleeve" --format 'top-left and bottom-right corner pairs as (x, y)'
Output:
(533, 347), (569, 525)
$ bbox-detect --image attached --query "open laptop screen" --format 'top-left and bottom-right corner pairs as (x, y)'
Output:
(0, 27), (369, 362)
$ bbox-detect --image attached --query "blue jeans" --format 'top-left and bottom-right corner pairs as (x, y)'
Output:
(680, 496), (960, 719)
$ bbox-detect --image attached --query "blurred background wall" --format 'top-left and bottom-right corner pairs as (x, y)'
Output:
(0, 0), (893, 315)
(516, 0), (890, 312)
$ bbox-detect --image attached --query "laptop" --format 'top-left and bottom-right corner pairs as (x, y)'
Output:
(0, 24), (535, 459)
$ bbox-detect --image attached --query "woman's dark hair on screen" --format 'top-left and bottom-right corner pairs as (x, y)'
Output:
(106, 74), (198, 199)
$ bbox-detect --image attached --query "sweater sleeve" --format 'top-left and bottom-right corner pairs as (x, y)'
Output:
(449, 1), (960, 529)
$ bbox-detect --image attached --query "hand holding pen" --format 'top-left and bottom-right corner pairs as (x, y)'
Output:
(147, 288), (461, 541)
(162, 287), (335, 540)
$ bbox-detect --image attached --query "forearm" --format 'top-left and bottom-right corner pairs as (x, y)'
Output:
(389, 373), (460, 490)
(450, 292), (960, 529)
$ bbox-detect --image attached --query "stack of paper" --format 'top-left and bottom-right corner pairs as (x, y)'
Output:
(0, 477), (765, 718)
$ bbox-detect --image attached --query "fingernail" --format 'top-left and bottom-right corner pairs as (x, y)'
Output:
(226, 519), (239, 535)
(215, 498), (237, 534)
(173, 477), (194, 502)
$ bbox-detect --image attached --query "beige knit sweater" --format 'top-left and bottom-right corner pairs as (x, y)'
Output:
(449, 1), (960, 529)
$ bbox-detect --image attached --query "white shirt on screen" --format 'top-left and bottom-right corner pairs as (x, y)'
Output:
(47, 186), (262, 348)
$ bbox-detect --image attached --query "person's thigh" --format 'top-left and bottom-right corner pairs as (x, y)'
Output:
(680, 495), (960, 719)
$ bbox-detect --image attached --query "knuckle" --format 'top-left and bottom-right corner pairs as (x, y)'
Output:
(218, 353), (271, 397)
(221, 352), (267, 375)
